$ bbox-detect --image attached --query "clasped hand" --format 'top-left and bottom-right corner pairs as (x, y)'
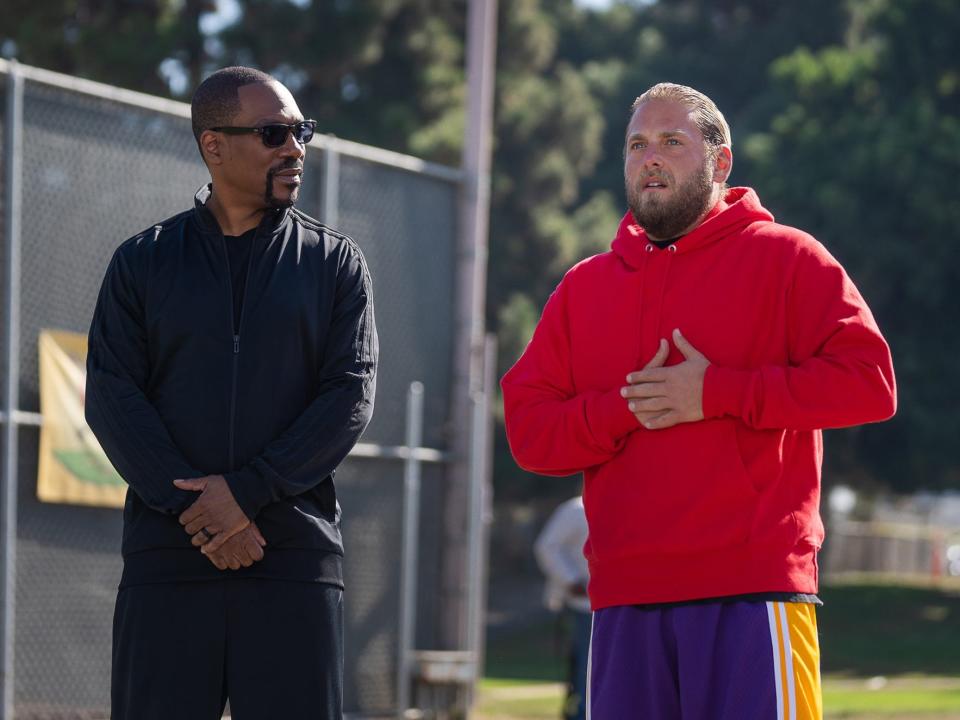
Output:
(173, 474), (266, 570)
(621, 328), (709, 430)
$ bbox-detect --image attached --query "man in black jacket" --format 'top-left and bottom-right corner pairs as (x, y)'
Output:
(85, 66), (377, 719)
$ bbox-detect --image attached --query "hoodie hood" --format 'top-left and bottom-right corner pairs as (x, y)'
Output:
(612, 187), (774, 269)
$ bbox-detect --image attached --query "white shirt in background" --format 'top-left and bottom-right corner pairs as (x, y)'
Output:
(534, 496), (591, 614)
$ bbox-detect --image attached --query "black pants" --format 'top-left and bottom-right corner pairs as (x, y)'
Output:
(112, 579), (343, 720)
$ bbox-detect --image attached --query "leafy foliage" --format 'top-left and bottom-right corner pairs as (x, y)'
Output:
(0, 0), (213, 95)
(744, 0), (960, 489)
(4, 0), (955, 496)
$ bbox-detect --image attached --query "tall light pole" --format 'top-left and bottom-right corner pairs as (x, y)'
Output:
(445, 0), (498, 675)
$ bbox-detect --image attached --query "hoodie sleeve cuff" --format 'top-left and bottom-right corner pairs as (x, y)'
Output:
(703, 365), (753, 420)
(587, 387), (640, 446)
(224, 466), (270, 521)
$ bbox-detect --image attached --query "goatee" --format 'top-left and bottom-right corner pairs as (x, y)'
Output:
(265, 163), (300, 208)
(627, 160), (714, 240)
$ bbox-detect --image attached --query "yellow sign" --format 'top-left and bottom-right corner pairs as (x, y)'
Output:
(37, 330), (126, 508)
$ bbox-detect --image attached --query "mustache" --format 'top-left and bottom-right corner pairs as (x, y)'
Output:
(269, 159), (304, 174)
(640, 170), (670, 185)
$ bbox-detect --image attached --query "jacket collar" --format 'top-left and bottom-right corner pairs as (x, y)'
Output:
(192, 183), (292, 237)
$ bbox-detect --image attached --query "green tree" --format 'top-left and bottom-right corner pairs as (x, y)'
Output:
(216, 0), (464, 156)
(742, 0), (960, 490)
(560, 0), (852, 210)
(491, 0), (861, 502)
(0, 0), (214, 96)
(489, 0), (614, 501)
(206, 0), (612, 501)
(7, 0), (944, 494)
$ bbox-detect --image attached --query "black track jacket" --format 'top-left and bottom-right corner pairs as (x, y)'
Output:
(86, 185), (378, 587)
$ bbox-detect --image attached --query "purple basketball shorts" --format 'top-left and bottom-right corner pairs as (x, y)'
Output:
(587, 600), (821, 720)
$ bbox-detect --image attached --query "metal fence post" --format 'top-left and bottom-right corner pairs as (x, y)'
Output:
(1, 59), (24, 720)
(397, 382), (424, 718)
(464, 334), (495, 714)
(322, 144), (340, 229)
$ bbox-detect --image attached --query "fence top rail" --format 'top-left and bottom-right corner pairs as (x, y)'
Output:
(0, 58), (463, 183)
(0, 57), (191, 119)
(310, 134), (464, 183)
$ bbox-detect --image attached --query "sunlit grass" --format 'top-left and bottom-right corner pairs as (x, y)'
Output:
(823, 677), (960, 715)
(475, 678), (960, 719)
(475, 679), (562, 719)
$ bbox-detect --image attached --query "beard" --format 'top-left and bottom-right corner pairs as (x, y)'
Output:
(265, 161), (302, 209)
(626, 159), (715, 240)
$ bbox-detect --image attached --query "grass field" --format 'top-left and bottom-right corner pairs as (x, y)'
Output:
(478, 582), (960, 719)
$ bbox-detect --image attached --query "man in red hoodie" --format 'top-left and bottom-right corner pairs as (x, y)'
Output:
(501, 83), (896, 719)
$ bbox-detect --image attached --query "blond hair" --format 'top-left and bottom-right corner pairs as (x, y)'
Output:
(631, 83), (731, 148)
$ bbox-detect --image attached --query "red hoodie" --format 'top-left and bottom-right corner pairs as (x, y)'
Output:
(501, 187), (896, 609)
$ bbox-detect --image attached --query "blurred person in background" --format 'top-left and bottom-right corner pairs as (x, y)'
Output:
(85, 66), (377, 719)
(534, 496), (591, 720)
(502, 82), (896, 719)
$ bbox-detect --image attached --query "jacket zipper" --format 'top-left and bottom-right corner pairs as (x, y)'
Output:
(221, 230), (258, 470)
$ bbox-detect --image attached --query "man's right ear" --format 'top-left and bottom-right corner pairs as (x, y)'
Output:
(200, 130), (224, 166)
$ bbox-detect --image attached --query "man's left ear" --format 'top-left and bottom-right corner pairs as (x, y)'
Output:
(200, 129), (224, 166)
(713, 145), (733, 183)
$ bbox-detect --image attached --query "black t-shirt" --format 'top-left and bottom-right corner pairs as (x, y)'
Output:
(634, 592), (822, 610)
(650, 236), (681, 249)
(223, 228), (256, 332)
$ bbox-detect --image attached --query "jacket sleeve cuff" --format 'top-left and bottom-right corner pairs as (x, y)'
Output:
(224, 466), (271, 521)
(703, 365), (753, 420)
(167, 488), (201, 516)
(587, 387), (640, 445)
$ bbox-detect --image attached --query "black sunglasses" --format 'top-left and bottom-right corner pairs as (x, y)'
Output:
(210, 120), (317, 148)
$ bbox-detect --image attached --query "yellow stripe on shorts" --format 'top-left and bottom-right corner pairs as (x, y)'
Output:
(766, 601), (822, 720)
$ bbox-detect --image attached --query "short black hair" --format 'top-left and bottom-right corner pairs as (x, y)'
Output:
(191, 66), (277, 151)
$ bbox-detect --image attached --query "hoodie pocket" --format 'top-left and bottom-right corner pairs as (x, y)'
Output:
(584, 418), (760, 560)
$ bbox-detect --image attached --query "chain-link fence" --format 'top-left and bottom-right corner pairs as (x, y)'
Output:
(0, 60), (476, 719)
